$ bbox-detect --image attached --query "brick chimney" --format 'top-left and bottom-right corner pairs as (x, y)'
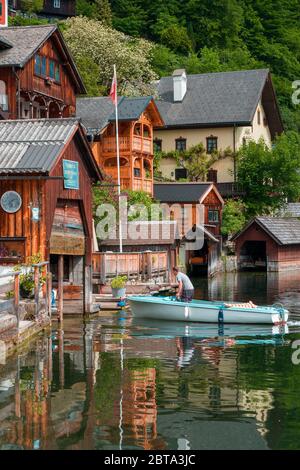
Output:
(172, 69), (187, 102)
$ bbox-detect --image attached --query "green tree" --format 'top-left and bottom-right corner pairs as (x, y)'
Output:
(221, 199), (246, 237)
(95, 0), (113, 26)
(63, 16), (157, 96)
(237, 133), (300, 218)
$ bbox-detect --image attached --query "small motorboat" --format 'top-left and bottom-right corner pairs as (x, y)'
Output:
(128, 296), (289, 325)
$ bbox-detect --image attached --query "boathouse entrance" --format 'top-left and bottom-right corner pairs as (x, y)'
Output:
(240, 241), (267, 270)
(49, 201), (86, 314)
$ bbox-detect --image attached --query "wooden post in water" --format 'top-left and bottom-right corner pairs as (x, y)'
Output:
(34, 265), (40, 317)
(57, 255), (64, 323)
(47, 272), (52, 320)
(14, 272), (20, 330)
(146, 250), (152, 280)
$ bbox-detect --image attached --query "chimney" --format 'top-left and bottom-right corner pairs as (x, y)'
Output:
(172, 69), (187, 102)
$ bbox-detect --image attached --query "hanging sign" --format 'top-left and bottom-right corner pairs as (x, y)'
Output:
(63, 160), (79, 190)
(0, 0), (8, 28)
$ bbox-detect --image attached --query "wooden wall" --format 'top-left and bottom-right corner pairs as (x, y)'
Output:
(234, 222), (279, 262)
(46, 136), (93, 265)
(0, 134), (94, 266)
(0, 179), (47, 261)
(20, 35), (76, 111)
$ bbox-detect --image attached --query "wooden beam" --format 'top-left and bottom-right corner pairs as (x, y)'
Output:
(57, 255), (64, 323)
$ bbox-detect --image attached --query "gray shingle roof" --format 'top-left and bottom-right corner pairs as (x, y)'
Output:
(156, 69), (270, 128)
(76, 96), (153, 134)
(0, 118), (78, 174)
(0, 25), (56, 67)
(154, 182), (212, 203)
(234, 216), (300, 245)
(278, 203), (300, 218)
(256, 217), (300, 245)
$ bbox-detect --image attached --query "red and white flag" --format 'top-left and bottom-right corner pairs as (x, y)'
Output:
(109, 66), (117, 106)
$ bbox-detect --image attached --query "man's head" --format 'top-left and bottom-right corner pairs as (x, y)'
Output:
(173, 266), (179, 274)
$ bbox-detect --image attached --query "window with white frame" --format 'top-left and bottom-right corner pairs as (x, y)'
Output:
(53, 0), (61, 8)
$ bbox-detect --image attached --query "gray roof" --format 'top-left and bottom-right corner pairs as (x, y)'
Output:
(154, 182), (212, 203)
(156, 69), (270, 128)
(0, 25), (56, 67)
(235, 216), (300, 245)
(76, 96), (153, 134)
(278, 203), (300, 218)
(0, 118), (78, 174)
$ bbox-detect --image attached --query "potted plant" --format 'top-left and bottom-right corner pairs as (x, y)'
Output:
(111, 275), (127, 299)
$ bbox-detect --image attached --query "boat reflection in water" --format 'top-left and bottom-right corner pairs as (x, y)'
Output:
(0, 310), (298, 450)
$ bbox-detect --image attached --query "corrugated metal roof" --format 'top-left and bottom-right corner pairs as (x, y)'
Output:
(0, 119), (78, 174)
(0, 25), (56, 67)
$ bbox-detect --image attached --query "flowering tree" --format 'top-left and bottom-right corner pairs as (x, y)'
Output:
(63, 16), (158, 96)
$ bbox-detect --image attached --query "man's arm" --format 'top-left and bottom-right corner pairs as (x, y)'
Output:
(177, 280), (183, 299)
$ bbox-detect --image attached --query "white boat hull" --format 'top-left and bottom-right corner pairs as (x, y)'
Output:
(128, 296), (289, 325)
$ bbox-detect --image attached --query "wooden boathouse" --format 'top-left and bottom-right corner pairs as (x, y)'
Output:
(154, 182), (224, 276)
(0, 118), (102, 315)
(233, 217), (300, 272)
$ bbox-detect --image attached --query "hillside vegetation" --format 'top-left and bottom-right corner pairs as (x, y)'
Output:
(10, 1), (300, 131)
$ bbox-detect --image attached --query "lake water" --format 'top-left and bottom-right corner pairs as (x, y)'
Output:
(1, 271), (300, 450)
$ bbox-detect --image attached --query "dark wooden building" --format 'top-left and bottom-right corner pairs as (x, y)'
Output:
(233, 217), (300, 272)
(153, 182), (224, 275)
(9, 0), (76, 18)
(0, 118), (102, 314)
(0, 24), (85, 120)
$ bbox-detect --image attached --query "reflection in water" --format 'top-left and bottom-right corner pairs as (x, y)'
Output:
(1, 271), (300, 450)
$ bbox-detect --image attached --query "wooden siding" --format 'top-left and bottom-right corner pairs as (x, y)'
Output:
(46, 136), (93, 265)
(42, 0), (76, 17)
(0, 179), (46, 261)
(235, 222), (279, 262)
(0, 134), (94, 266)
(19, 35), (76, 111)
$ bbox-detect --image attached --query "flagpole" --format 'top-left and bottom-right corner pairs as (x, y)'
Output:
(114, 64), (123, 253)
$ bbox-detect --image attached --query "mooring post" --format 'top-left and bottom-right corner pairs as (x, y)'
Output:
(14, 272), (20, 330)
(57, 255), (64, 323)
(34, 265), (40, 317)
(145, 250), (152, 280)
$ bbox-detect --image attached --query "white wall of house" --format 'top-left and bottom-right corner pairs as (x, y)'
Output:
(155, 101), (272, 183)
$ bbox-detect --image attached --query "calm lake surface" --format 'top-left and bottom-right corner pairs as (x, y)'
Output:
(1, 271), (300, 450)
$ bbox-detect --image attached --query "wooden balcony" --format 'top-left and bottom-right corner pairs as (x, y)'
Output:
(101, 136), (153, 155)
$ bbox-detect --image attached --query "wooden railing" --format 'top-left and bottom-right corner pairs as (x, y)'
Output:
(0, 262), (52, 331)
(92, 251), (169, 283)
(102, 136), (153, 154)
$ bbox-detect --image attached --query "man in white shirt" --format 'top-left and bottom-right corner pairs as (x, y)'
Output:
(173, 267), (194, 302)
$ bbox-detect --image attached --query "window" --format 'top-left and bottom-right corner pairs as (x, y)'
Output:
(257, 109), (261, 125)
(175, 168), (187, 180)
(0, 80), (8, 111)
(134, 168), (141, 177)
(49, 59), (60, 82)
(206, 136), (218, 154)
(208, 210), (219, 223)
(207, 169), (218, 183)
(53, 0), (61, 7)
(175, 138), (186, 152)
(34, 55), (47, 77)
(154, 139), (162, 152)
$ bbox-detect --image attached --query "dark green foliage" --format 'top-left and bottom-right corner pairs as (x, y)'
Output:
(237, 132), (300, 218)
